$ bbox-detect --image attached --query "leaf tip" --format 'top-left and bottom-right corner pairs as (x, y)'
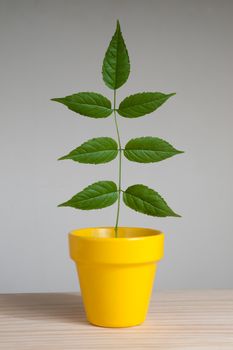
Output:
(168, 92), (176, 97)
(57, 155), (67, 161)
(116, 19), (121, 30)
(175, 149), (185, 155)
(173, 212), (182, 218)
(51, 97), (62, 103)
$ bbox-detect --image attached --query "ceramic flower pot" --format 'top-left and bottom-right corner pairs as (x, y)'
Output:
(69, 227), (164, 328)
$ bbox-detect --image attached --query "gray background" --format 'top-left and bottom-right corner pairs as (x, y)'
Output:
(0, 0), (232, 293)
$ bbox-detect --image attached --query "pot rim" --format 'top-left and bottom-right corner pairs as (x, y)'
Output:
(69, 226), (164, 241)
(69, 227), (164, 264)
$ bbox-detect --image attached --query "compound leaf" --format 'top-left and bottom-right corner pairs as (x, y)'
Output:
(123, 184), (180, 217)
(59, 137), (118, 164)
(102, 20), (130, 90)
(51, 92), (112, 118)
(58, 181), (118, 210)
(118, 92), (175, 118)
(124, 137), (183, 163)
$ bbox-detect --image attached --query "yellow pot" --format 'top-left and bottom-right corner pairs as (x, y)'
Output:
(69, 227), (164, 328)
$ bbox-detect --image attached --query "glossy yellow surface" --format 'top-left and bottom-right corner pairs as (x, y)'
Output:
(69, 227), (164, 328)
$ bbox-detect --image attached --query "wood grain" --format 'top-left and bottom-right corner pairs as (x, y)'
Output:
(0, 290), (232, 349)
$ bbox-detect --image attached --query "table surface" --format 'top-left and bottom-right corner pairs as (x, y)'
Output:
(0, 290), (232, 350)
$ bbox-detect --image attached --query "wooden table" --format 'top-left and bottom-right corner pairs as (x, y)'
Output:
(0, 290), (232, 349)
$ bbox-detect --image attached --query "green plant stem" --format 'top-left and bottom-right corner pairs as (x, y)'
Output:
(113, 89), (122, 238)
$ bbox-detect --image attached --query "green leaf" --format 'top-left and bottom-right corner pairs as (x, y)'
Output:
(59, 137), (118, 164)
(58, 181), (118, 210)
(51, 92), (112, 118)
(124, 137), (184, 163)
(118, 92), (175, 118)
(123, 184), (180, 217)
(102, 20), (130, 90)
